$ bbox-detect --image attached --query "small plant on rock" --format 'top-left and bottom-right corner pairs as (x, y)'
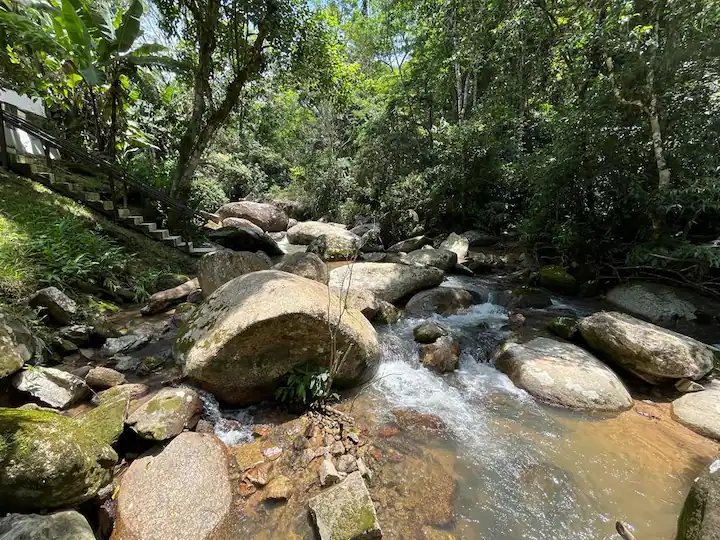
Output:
(274, 365), (338, 409)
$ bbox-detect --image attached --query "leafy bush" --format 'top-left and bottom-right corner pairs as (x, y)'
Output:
(274, 365), (337, 409)
(188, 176), (229, 213)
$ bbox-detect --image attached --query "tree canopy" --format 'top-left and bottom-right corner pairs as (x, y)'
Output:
(2, 0), (720, 287)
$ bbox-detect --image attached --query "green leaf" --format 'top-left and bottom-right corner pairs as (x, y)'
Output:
(79, 65), (104, 85)
(120, 55), (191, 72)
(131, 43), (166, 55)
(116, 0), (143, 53)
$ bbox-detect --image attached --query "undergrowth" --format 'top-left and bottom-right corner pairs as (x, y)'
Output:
(0, 170), (195, 311)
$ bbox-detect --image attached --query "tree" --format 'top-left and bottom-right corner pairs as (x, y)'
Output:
(155, 0), (311, 200)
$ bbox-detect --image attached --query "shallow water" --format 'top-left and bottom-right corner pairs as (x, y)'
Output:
(347, 301), (718, 540)
(209, 283), (718, 539)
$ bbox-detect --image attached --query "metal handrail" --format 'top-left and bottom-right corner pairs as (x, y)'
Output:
(0, 103), (217, 224)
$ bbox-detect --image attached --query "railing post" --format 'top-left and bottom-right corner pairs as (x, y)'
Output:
(43, 142), (52, 170)
(0, 106), (9, 170)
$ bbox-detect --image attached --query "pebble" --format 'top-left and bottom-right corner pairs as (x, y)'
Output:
(347, 432), (359, 444)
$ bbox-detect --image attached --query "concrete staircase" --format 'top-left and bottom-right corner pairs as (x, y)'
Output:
(23, 162), (217, 257)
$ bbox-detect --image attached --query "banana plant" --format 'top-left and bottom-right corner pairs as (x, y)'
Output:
(1, 0), (186, 155)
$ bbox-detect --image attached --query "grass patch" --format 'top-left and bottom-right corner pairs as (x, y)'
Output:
(0, 169), (195, 308)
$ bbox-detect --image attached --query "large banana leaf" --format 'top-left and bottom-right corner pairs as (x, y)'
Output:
(116, 0), (143, 53)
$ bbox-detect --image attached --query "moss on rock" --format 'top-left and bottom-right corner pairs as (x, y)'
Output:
(538, 265), (576, 293)
(0, 408), (117, 512)
(76, 395), (128, 446)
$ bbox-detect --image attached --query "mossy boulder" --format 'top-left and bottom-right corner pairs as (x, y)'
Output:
(538, 265), (576, 294)
(308, 471), (382, 540)
(0, 408), (117, 512)
(0, 325), (24, 378)
(307, 233), (360, 262)
(126, 388), (202, 441)
(76, 395), (129, 446)
(155, 273), (189, 293)
(676, 462), (720, 540)
(547, 317), (579, 340)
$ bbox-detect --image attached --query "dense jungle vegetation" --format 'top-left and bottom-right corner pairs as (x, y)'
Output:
(1, 0), (720, 290)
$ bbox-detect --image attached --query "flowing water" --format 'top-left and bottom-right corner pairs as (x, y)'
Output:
(347, 295), (718, 540)
(203, 278), (718, 539)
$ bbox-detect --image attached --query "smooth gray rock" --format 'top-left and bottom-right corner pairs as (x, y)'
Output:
(405, 286), (473, 317)
(328, 262), (444, 304)
(387, 235), (432, 253)
(579, 311), (715, 383)
(216, 201), (289, 232)
(496, 337), (633, 412)
(413, 321), (448, 344)
(307, 233), (360, 261)
(12, 367), (89, 409)
(0, 511), (95, 540)
(275, 252), (329, 284)
(440, 232), (469, 261)
(85, 366), (126, 390)
(113, 433), (235, 540)
(197, 250), (270, 297)
(419, 335), (460, 373)
(676, 460), (720, 540)
(672, 381), (720, 440)
(28, 287), (77, 325)
(287, 221), (356, 245)
(606, 282), (697, 323)
(403, 248), (458, 272)
(207, 226), (283, 256)
(174, 270), (380, 406)
(126, 387), (202, 441)
(141, 278), (201, 316)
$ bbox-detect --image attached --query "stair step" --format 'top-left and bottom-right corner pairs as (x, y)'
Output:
(164, 235), (184, 247)
(100, 200), (114, 211)
(123, 215), (144, 226)
(36, 172), (55, 183)
(117, 208), (131, 218)
(82, 192), (101, 202)
(139, 222), (158, 233)
(189, 246), (216, 255)
(150, 228), (170, 240)
(55, 182), (78, 193)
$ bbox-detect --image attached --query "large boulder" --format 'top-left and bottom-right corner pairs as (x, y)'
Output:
(328, 262), (445, 305)
(0, 408), (117, 512)
(216, 201), (288, 232)
(496, 338), (633, 412)
(287, 221), (358, 246)
(439, 233), (469, 261)
(12, 367), (89, 409)
(274, 252), (328, 284)
(308, 471), (382, 540)
(579, 311), (715, 383)
(606, 282), (698, 323)
(126, 387), (202, 441)
(672, 381), (720, 441)
(207, 226), (283, 256)
(272, 199), (310, 220)
(405, 287), (473, 318)
(307, 233), (360, 261)
(403, 248), (458, 272)
(508, 286), (553, 309)
(0, 511), (96, 540)
(174, 270), (380, 406)
(28, 287), (77, 325)
(387, 235), (432, 253)
(197, 250), (271, 297)
(676, 461), (720, 540)
(112, 433), (235, 540)
(141, 278), (201, 316)
(220, 216), (264, 234)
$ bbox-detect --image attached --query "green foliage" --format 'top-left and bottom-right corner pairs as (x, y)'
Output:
(274, 365), (338, 409)
(188, 176), (229, 214)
